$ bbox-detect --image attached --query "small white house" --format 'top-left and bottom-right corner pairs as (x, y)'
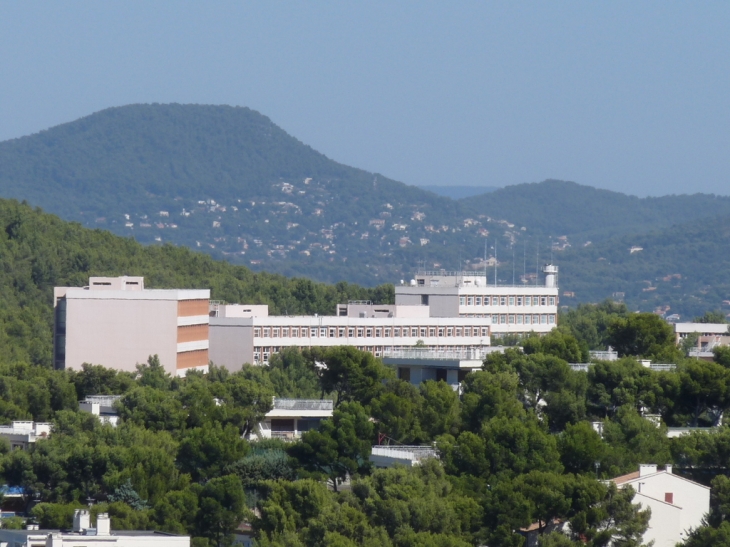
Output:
(0, 422), (52, 450)
(254, 398), (333, 441)
(612, 464), (710, 547)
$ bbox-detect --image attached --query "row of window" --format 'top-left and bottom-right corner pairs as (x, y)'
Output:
(254, 325), (490, 339)
(253, 344), (474, 363)
(493, 314), (556, 325)
(459, 295), (556, 307)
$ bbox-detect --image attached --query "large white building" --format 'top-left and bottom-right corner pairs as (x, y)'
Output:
(394, 265), (559, 337)
(209, 302), (491, 371)
(54, 277), (210, 377)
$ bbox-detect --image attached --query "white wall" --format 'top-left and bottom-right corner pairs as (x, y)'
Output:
(64, 298), (178, 374)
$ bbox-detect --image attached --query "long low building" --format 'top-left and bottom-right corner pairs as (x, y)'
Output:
(209, 302), (492, 371)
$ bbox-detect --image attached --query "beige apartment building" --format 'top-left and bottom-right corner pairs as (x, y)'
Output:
(54, 276), (210, 376)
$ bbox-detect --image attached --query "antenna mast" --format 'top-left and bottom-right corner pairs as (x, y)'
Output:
(512, 246), (515, 285)
(494, 240), (498, 287)
(484, 240), (488, 285)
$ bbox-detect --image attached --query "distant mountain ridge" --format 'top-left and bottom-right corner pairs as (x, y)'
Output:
(460, 180), (730, 242)
(419, 185), (500, 200)
(1, 103), (730, 317)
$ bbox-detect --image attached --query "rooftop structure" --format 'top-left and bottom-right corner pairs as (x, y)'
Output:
(209, 303), (491, 372)
(254, 398), (334, 441)
(0, 421), (52, 450)
(394, 266), (559, 337)
(0, 510), (190, 547)
(382, 346), (507, 389)
(79, 395), (122, 427)
(54, 277), (210, 377)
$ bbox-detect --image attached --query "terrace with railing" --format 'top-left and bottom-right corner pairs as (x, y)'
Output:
(271, 398), (334, 412)
(370, 445), (439, 465)
(81, 395), (122, 407)
(382, 347), (488, 361)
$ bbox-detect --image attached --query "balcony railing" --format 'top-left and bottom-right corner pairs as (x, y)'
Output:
(82, 395), (122, 407)
(382, 348), (487, 361)
(371, 445), (438, 462)
(272, 398), (334, 411)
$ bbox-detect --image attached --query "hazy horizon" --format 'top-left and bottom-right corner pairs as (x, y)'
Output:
(1, 3), (729, 197)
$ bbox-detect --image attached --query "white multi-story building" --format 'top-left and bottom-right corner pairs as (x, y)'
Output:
(394, 265), (559, 337)
(209, 302), (491, 371)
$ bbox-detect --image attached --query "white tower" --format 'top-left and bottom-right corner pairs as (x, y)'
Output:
(543, 264), (558, 288)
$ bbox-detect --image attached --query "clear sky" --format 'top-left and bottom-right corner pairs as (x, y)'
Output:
(1, 2), (729, 196)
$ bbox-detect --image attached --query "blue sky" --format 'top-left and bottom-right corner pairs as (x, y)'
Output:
(1, 2), (729, 196)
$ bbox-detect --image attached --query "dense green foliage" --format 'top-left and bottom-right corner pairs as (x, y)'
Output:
(4, 300), (730, 545)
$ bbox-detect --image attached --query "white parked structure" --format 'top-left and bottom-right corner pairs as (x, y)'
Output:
(79, 395), (122, 427)
(394, 266), (559, 338)
(0, 421), (52, 450)
(370, 445), (439, 468)
(612, 464), (710, 547)
(254, 398), (334, 441)
(54, 277), (210, 377)
(0, 510), (189, 547)
(209, 302), (491, 371)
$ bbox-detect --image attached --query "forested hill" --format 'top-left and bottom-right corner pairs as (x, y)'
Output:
(556, 213), (730, 317)
(460, 180), (730, 242)
(0, 198), (392, 368)
(0, 103), (419, 213)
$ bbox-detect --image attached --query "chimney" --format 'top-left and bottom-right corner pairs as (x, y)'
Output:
(665, 464), (673, 474)
(96, 513), (111, 536)
(639, 464), (657, 477)
(73, 509), (90, 532)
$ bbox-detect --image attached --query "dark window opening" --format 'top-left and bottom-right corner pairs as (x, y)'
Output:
(271, 419), (295, 432)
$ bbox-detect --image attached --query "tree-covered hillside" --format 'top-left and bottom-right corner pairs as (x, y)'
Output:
(460, 179), (730, 242)
(555, 214), (730, 317)
(0, 198), (392, 368)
